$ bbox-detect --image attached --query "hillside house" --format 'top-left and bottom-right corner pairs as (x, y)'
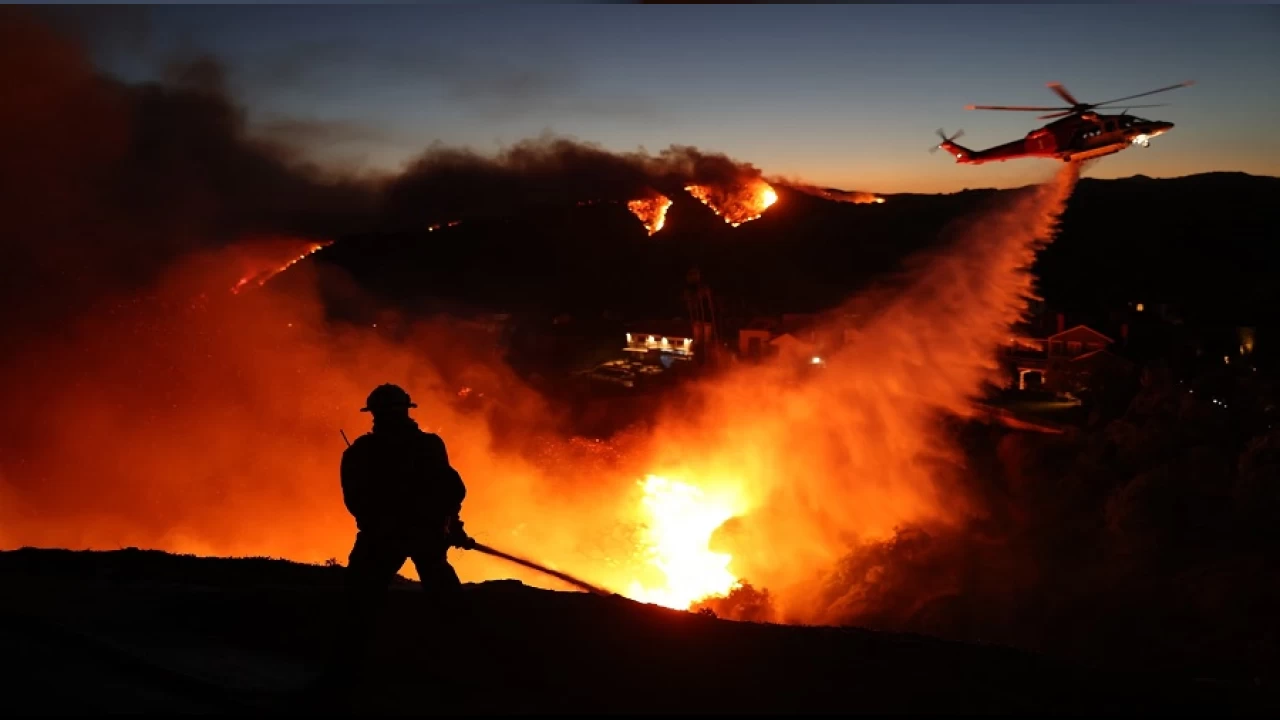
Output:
(1003, 323), (1120, 391)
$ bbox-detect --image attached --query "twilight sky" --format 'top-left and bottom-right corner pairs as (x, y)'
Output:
(69, 3), (1280, 194)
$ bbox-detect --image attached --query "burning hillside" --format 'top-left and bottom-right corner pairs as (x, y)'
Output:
(626, 194), (673, 236)
(230, 238), (333, 294)
(685, 180), (779, 226)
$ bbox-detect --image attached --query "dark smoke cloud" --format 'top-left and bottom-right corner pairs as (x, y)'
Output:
(0, 9), (375, 338)
(382, 137), (770, 230)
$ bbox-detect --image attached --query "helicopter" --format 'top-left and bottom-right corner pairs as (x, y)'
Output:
(932, 81), (1194, 165)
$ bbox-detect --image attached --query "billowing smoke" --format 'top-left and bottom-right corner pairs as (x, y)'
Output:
(0, 10), (375, 341)
(384, 138), (777, 230)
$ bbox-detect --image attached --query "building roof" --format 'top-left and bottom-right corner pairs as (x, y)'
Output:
(1049, 324), (1114, 345)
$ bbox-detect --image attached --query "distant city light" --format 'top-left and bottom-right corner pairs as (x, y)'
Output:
(1136, 303), (1144, 312)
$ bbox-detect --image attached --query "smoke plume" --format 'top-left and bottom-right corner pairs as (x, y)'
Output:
(383, 138), (776, 230)
(0, 10), (375, 339)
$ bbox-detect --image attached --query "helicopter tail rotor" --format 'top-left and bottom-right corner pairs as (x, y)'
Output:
(929, 128), (964, 153)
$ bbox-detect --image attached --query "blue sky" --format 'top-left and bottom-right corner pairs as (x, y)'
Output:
(80, 4), (1280, 193)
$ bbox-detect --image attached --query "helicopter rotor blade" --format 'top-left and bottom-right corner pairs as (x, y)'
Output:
(1037, 110), (1077, 120)
(1092, 103), (1169, 110)
(1090, 81), (1195, 108)
(966, 104), (1069, 112)
(1047, 82), (1081, 107)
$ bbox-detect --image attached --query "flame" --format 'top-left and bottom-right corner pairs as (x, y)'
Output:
(625, 475), (745, 609)
(685, 179), (778, 227)
(230, 238), (331, 294)
(627, 195), (673, 236)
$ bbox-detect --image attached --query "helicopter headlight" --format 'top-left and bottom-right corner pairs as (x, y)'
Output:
(1131, 133), (1150, 146)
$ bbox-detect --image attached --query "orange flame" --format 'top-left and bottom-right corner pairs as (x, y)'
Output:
(685, 180), (778, 227)
(230, 238), (332, 294)
(625, 475), (746, 608)
(627, 195), (673, 236)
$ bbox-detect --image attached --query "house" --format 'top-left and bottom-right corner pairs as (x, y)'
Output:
(770, 332), (820, 362)
(1002, 320), (1118, 391)
(735, 313), (833, 363)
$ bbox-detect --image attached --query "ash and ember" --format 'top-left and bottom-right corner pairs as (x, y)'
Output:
(4, 10), (1278, 676)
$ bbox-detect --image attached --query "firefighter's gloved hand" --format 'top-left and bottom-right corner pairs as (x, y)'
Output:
(447, 518), (477, 550)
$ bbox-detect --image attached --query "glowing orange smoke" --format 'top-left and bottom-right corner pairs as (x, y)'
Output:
(685, 179), (778, 227)
(0, 163), (1082, 632)
(625, 475), (746, 609)
(627, 195), (673, 236)
(230, 238), (332, 294)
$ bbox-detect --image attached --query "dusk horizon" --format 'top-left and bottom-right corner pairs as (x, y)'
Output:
(42, 4), (1280, 194)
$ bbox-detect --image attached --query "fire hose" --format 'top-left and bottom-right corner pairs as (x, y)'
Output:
(467, 542), (609, 596)
(341, 429), (609, 597)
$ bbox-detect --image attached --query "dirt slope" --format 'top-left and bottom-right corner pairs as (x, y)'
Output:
(0, 548), (1264, 714)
